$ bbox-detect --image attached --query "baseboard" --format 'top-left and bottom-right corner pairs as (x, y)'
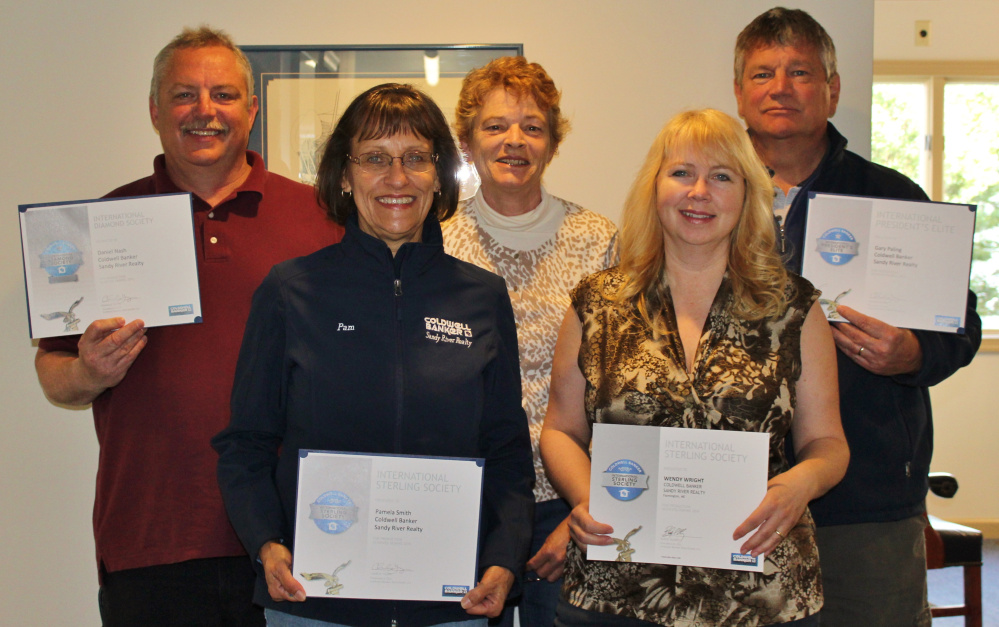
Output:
(947, 518), (999, 538)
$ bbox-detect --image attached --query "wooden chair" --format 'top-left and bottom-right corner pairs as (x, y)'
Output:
(924, 472), (983, 627)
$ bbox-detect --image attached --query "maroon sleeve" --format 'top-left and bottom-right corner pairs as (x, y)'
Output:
(37, 334), (81, 355)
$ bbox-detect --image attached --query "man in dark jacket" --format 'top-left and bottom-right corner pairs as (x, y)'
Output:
(733, 8), (981, 627)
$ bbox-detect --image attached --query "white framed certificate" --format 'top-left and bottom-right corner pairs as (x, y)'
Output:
(293, 450), (484, 601)
(588, 424), (769, 572)
(801, 192), (976, 333)
(19, 193), (201, 338)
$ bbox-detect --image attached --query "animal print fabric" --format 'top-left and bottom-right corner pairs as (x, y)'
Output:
(442, 193), (618, 502)
(562, 269), (824, 626)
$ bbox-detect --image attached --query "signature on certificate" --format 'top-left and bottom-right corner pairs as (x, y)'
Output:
(371, 562), (413, 575)
(661, 526), (687, 538)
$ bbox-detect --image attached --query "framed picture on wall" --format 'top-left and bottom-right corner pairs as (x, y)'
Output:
(241, 44), (523, 186)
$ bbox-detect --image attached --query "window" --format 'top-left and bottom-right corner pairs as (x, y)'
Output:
(873, 61), (999, 338)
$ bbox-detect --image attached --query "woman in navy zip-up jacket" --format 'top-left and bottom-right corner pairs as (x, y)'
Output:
(214, 84), (535, 627)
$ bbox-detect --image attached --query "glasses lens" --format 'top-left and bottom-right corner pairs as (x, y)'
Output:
(354, 152), (435, 172)
(403, 152), (433, 171)
(360, 153), (390, 168)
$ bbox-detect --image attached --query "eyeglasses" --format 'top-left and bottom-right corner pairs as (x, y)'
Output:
(347, 151), (438, 173)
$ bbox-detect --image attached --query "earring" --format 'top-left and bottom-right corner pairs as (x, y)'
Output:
(434, 189), (441, 197)
(341, 189), (352, 198)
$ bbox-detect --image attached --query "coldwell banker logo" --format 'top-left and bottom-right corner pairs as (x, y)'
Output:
(425, 316), (473, 347)
(442, 585), (469, 597)
(815, 228), (860, 265)
(168, 304), (194, 316)
(731, 553), (759, 567)
(601, 459), (649, 501)
(309, 490), (359, 535)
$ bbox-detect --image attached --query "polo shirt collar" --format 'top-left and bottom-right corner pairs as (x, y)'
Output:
(148, 151), (266, 215)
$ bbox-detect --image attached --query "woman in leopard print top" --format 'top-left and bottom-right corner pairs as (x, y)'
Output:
(540, 110), (848, 627)
(444, 57), (618, 627)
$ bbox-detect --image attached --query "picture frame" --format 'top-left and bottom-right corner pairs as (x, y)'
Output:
(241, 44), (523, 185)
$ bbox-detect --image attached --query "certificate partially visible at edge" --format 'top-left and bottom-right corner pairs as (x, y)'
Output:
(588, 424), (769, 572)
(294, 450), (484, 601)
(19, 193), (201, 338)
(801, 192), (976, 333)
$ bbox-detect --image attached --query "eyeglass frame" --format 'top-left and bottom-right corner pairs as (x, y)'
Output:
(346, 151), (439, 173)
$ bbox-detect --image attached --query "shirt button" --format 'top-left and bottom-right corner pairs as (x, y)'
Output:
(208, 211), (215, 219)
(210, 236), (218, 244)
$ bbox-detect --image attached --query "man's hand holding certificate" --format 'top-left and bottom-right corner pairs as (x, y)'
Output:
(588, 424), (769, 572)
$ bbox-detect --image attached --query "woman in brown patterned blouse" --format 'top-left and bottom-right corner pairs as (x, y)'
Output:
(540, 109), (849, 627)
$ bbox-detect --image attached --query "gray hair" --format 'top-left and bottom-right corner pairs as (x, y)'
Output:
(734, 7), (837, 83)
(149, 26), (254, 106)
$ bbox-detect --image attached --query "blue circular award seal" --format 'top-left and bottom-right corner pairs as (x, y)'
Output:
(601, 459), (649, 502)
(309, 490), (359, 535)
(815, 228), (860, 266)
(39, 240), (84, 283)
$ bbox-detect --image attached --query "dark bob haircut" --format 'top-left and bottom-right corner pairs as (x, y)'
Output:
(315, 83), (462, 225)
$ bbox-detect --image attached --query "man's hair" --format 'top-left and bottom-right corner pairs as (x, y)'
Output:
(315, 83), (462, 225)
(150, 26), (254, 105)
(734, 7), (837, 83)
(453, 56), (569, 156)
(616, 109), (789, 327)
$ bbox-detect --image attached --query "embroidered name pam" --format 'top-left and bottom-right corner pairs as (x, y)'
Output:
(424, 317), (472, 337)
(336, 323), (355, 331)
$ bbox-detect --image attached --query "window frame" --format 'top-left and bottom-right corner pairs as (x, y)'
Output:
(874, 60), (999, 347)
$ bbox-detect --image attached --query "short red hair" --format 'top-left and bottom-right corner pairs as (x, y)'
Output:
(454, 56), (569, 155)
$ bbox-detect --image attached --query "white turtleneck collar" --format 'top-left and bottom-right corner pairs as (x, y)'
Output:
(469, 187), (565, 251)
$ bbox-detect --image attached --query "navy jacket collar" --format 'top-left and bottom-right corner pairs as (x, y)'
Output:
(342, 213), (445, 278)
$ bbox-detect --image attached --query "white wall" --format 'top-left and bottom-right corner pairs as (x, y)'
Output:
(875, 0), (999, 61)
(0, 0), (907, 623)
(874, 0), (999, 530)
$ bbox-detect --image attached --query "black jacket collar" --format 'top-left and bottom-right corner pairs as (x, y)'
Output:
(341, 213), (445, 279)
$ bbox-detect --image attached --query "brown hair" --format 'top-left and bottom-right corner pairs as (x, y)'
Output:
(734, 7), (837, 83)
(150, 26), (254, 105)
(315, 83), (461, 225)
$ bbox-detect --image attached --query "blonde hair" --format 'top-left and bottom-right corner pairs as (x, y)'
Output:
(616, 109), (788, 328)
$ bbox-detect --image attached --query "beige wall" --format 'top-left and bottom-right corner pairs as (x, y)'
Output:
(876, 0), (999, 61)
(875, 0), (999, 532)
(16, 0), (984, 623)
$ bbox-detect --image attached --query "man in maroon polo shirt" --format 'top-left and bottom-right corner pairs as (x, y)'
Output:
(34, 26), (342, 626)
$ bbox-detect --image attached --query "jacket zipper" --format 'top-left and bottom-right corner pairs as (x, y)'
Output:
(393, 278), (404, 453)
(392, 267), (404, 624)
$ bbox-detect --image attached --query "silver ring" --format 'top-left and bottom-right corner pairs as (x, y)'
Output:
(857, 346), (865, 357)
(774, 529), (784, 538)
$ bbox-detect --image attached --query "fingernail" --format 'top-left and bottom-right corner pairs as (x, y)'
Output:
(461, 598), (471, 609)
